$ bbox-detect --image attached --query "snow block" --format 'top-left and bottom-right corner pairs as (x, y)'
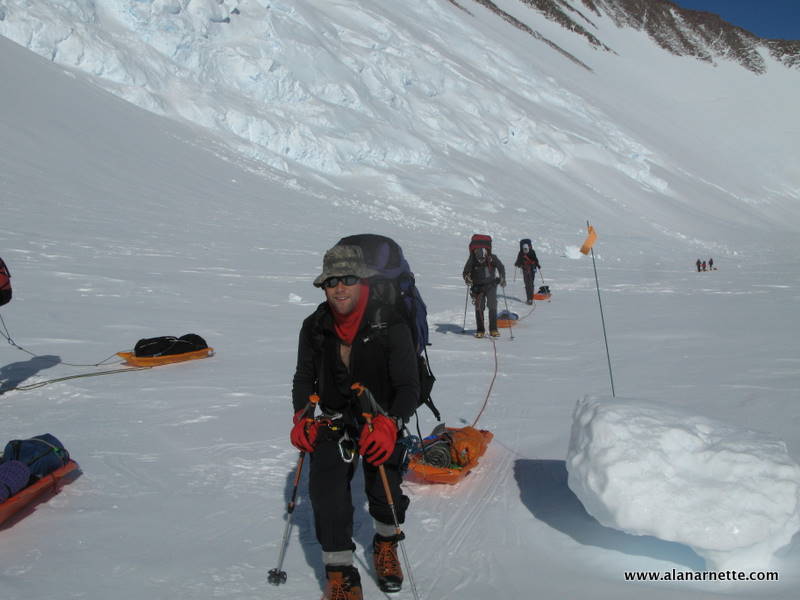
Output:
(566, 396), (800, 570)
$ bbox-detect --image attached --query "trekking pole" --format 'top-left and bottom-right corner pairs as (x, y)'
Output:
(268, 394), (319, 586)
(351, 383), (420, 600)
(502, 287), (515, 341)
(538, 267), (546, 287)
(461, 285), (470, 333)
(585, 220), (615, 397)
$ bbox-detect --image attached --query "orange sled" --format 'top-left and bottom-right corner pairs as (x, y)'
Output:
(117, 347), (214, 367)
(0, 460), (80, 527)
(407, 427), (493, 485)
(497, 310), (518, 328)
(533, 285), (551, 301)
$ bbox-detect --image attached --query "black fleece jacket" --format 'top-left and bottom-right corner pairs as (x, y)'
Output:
(291, 302), (420, 424)
(462, 253), (506, 286)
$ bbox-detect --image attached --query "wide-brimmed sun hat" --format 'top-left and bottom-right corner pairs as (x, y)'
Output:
(313, 244), (379, 288)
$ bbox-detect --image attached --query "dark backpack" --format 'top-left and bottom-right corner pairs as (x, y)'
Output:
(2, 434), (70, 483)
(134, 333), (208, 357)
(469, 234), (492, 253)
(467, 234), (496, 276)
(336, 234), (440, 421)
(0, 257), (11, 307)
(517, 238), (539, 268)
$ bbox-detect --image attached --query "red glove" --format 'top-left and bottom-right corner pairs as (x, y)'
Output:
(290, 409), (319, 453)
(359, 415), (397, 466)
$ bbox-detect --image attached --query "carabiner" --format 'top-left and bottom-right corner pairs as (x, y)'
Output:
(338, 430), (356, 463)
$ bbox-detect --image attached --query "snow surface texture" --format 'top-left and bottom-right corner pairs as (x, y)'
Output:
(567, 396), (800, 571)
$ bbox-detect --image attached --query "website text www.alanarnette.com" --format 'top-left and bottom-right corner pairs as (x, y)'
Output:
(624, 569), (779, 582)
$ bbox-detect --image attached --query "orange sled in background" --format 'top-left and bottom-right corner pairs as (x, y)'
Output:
(532, 285), (551, 301)
(407, 425), (493, 485)
(496, 310), (518, 328)
(117, 333), (213, 367)
(117, 347), (214, 367)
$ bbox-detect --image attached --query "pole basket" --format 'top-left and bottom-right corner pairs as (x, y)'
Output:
(268, 568), (287, 585)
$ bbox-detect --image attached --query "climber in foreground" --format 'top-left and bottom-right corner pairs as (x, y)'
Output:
(291, 242), (420, 599)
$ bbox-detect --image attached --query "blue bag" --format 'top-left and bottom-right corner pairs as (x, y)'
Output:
(2, 434), (70, 481)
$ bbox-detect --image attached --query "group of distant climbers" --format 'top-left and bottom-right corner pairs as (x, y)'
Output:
(695, 258), (715, 272)
(463, 236), (541, 338)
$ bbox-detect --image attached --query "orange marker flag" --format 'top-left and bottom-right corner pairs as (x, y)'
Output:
(580, 225), (597, 255)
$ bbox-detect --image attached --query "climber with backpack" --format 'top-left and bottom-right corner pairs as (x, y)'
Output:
(0, 257), (11, 307)
(290, 237), (426, 600)
(514, 238), (540, 305)
(463, 235), (506, 338)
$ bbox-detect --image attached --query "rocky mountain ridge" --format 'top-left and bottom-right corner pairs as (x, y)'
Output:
(459, 0), (800, 73)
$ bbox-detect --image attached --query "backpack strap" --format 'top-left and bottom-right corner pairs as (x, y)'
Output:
(308, 303), (330, 397)
(366, 306), (441, 421)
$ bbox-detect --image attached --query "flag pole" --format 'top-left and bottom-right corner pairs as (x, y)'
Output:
(585, 221), (616, 397)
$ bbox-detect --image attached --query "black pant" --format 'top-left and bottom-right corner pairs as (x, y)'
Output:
(472, 283), (498, 332)
(309, 429), (408, 552)
(522, 267), (535, 300)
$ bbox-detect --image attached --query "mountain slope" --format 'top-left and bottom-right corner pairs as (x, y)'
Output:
(1, 0), (798, 263)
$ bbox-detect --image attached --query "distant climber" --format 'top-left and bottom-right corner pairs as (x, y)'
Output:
(514, 239), (540, 304)
(463, 235), (505, 338)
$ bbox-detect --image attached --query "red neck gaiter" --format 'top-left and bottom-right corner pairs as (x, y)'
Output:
(332, 282), (370, 346)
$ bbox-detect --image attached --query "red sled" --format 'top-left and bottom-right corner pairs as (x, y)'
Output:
(469, 234), (492, 252)
(0, 460), (80, 527)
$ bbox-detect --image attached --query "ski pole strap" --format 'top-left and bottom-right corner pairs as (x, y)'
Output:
(350, 382), (387, 426)
(350, 383), (388, 417)
(298, 393), (320, 420)
(351, 382), (372, 423)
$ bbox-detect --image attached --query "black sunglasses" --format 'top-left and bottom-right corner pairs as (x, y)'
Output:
(322, 275), (360, 288)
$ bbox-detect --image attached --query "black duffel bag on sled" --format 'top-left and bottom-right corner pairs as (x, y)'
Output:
(134, 333), (208, 357)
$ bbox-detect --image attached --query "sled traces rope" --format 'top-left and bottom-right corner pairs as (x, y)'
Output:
(6, 366), (153, 392)
(1, 313), (120, 367)
(471, 337), (498, 428)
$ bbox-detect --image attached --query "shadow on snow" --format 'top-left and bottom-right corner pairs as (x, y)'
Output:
(0, 355), (61, 394)
(514, 458), (705, 570)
